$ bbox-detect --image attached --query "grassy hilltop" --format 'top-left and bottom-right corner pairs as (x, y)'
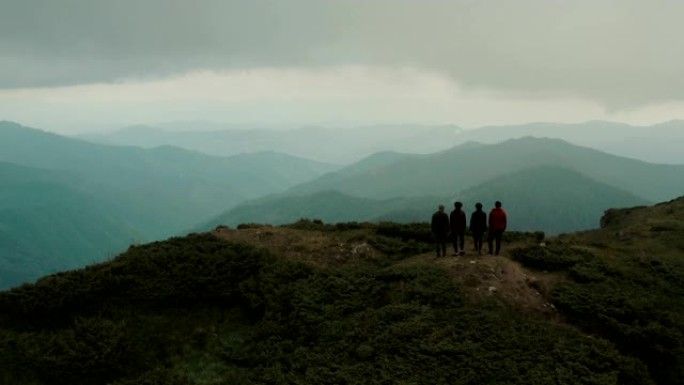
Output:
(1, 197), (684, 384)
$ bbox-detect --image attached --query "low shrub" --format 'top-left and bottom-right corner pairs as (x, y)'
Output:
(0, 231), (661, 385)
(510, 245), (593, 271)
(374, 222), (433, 244)
(225, 262), (650, 385)
(109, 367), (191, 385)
(552, 253), (684, 385)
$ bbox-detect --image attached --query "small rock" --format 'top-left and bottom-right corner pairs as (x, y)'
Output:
(470, 260), (477, 264)
(488, 286), (497, 293)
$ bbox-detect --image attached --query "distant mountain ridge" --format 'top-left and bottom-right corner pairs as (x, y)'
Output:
(286, 137), (684, 203)
(78, 123), (464, 164)
(204, 138), (662, 235)
(78, 120), (684, 164)
(456, 120), (684, 164)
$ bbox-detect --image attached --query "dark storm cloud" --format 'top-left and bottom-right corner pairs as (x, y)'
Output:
(1, 0), (683, 108)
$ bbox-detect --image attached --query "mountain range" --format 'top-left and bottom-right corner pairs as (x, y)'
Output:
(79, 120), (684, 164)
(79, 123), (462, 164)
(205, 137), (682, 234)
(0, 121), (336, 289)
(4, 119), (684, 289)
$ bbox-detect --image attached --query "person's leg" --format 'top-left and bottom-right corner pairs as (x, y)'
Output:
(474, 233), (482, 255)
(452, 236), (459, 255)
(441, 241), (447, 257)
(488, 232), (494, 254)
(495, 231), (503, 255)
(458, 232), (465, 253)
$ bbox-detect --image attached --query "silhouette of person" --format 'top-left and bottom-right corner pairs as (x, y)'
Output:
(431, 204), (450, 257)
(450, 201), (466, 255)
(470, 202), (487, 255)
(488, 201), (508, 255)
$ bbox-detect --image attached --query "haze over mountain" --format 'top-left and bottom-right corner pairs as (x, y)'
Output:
(80, 120), (684, 164)
(454, 120), (684, 165)
(0, 121), (336, 289)
(79, 123), (462, 164)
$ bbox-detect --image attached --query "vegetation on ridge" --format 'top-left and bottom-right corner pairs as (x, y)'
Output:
(4, 203), (684, 384)
(1, 197), (683, 384)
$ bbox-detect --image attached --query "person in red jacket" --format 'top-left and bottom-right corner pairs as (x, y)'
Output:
(488, 201), (508, 255)
(450, 201), (466, 256)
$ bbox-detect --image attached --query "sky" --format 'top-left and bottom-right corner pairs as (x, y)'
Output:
(2, 0), (684, 134)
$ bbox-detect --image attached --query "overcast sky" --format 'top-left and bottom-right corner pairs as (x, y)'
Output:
(2, 0), (684, 134)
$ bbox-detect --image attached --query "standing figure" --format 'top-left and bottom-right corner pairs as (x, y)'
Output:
(469, 202), (487, 255)
(488, 201), (508, 255)
(450, 201), (467, 256)
(431, 204), (450, 257)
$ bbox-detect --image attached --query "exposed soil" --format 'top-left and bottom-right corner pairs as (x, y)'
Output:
(398, 245), (563, 320)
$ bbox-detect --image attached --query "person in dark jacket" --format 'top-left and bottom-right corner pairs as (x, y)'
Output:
(450, 201), (467, 255)
(488, 201), (508, 255)
(469, 202), (487, 255)
(431, 204), (450, 257)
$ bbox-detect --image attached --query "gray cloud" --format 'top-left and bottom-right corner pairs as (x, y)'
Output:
(1, 0), (683, 108)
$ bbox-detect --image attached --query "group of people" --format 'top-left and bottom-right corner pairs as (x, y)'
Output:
(431, 201), (508, 257)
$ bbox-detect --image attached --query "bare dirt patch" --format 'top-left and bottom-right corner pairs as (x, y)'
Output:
(398, 245), (562, 319)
